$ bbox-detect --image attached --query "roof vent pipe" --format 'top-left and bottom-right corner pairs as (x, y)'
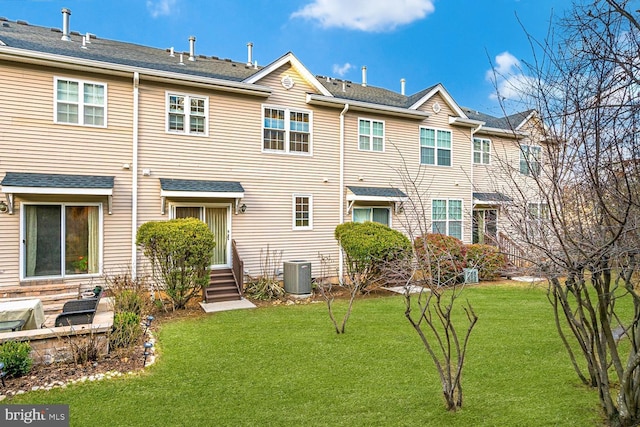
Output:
(61, 8), (71, 41)
(247, 42), (253, 66)
(188, 36), (196, 61)
(401, 78), (406, 95)
(361, 66), (367, 87)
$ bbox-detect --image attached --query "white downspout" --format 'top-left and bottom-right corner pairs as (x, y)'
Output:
(339, 103), (349, 282)
(131, 72), (140, 278)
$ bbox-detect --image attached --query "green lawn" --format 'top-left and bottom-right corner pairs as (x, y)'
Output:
(6, 284), (601, 426)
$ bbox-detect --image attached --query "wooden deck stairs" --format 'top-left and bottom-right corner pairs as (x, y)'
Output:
(204, 268), (242, 303)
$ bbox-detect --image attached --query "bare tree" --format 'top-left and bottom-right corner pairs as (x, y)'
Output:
(488, 1), (640, 425)
(383, 147), (479, 411)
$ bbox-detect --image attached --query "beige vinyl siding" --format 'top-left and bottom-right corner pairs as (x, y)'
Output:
(136, 65), (342, 278)
(0, 63), (134, 286)
(343, 93), (474, 242)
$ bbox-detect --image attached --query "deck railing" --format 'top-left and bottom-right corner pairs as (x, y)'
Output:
(497, 232), (528, 268)
(231, 239), (244, 297)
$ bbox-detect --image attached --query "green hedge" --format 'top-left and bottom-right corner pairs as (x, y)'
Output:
(465, 244), (507, 281)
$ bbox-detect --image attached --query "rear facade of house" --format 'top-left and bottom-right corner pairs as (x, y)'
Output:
(0, 12), (546, 291)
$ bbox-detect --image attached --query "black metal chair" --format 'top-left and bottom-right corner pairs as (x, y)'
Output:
(54, 286), (103, 327)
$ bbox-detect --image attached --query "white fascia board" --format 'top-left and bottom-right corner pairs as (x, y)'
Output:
(160, 190), (244, 199)
(515, 110), (537, 131)
(475, 126), (527, 138)
(243, 52), (332, 97)
(408, 83), (467, 117)
(449, 116), (485, 128)
(1, 186), (113, 196)
(346, 194), (408, 203)
(0, 46), (271, 97)
(307, 94), (429, 120)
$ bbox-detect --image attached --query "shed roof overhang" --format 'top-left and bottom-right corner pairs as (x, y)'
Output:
(0, 172), (114, 214)
(346, 186), (408, 214)
(159, 178), (245, 214)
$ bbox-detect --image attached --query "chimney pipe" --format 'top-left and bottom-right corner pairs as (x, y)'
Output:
(61, 8), (71, 41)
(361, 66), (367, 87)
(188, 36), (196, 61)
(247, 42), (253, 66)
(401, 78), (406, 95)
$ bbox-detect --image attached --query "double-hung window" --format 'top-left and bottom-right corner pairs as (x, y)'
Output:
(353, 207), (390, 227)
(473, 138), (491, 164)
(263, 106), (311, 154)
(167, 93), (208, 135)
(22, 204), (102, 279)
(420, 128), (451, 166)
(520, 144), (541, 176)
(293, 195), (313, 230)
(55, 78), (106, 126)
(358, 119), (384, 152)
(432, 199), (463, 239)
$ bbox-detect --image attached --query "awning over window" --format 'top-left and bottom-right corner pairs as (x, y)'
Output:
(346, 186), (408, 214)
(473, 192), (512, 205)
(1, 172), (114, 214)
(159, 178), (245, 214)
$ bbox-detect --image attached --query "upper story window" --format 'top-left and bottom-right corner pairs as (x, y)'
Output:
(167, 93), (208, 135)
(263, 106), (311, 154)
(359, 119), (384, 152)
(520, 144), (541, 176)
(55, 78), (106, 127)
(432, 199), (462, 240)
(420, 128), (451, 166)
(353, 207), (390, 227)
(293, 194), (313, 230)
(473, 138), (491, 165)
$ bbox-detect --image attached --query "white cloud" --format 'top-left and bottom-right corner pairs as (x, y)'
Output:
(146, 0), (177, 18)
(291, 0), (435, 32)
(486, 51), (536, 102)
(332, 63), (353, 77)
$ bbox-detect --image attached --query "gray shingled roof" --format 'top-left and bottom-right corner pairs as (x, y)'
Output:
(461, 107), (534, 130)
(473, 192), (512, 202)
(1, 172), (114, 188)
(0, 17), (534, 133)
(317, 77), (439, 109)
(0, 18), (260, 82)
(347, 186), (407, 198)
(160, 178), (244, 193)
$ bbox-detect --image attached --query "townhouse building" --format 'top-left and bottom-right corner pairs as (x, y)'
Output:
(0, 11), (545, 295)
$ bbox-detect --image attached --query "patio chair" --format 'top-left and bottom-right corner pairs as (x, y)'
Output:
(54, 286), (103, 327)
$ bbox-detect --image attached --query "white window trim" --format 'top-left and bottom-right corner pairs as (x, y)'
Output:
(165, 91), (209, 136)
(53, 77), (108, 127)
(420, 126), (453, 167)
(262, 104), (313, 156)
(431, 198), (463, 240)
(19, 201), (104, 281)
(473, 137), (491, 165)
(292, 194), (313, 230)
(352, 206), (392, 227)
(519, 144), (542, 176)
(358, 117), (385, 152)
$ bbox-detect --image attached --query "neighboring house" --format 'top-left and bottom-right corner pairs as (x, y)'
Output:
(0, 11), (546, 289)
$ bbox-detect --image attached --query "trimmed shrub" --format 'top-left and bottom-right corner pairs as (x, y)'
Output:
(110, 312), (142, 349)
(465, 244), (507, 281)
(415, 234), (466, 286)
(137, 218), (215, 309)
(335, 221), (411, 289)
(0, 340), (32, 378)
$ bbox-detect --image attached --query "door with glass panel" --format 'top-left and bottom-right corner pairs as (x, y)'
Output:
(472, 209), (497, 245)
(174, 205), (229, 267)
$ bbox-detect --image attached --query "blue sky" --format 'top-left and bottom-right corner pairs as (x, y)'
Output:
(1, 0), (572, 115)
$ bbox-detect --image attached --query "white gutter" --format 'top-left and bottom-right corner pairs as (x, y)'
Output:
(0, 46), (272, 97)
(339, 103), (349, 283)
(307, 94), (429, 120)
(131, 72), (139, 278)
